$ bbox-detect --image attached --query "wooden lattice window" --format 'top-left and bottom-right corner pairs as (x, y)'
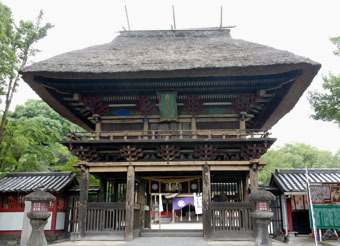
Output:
(17, 195), (25, 208)
(0, 195), (13, 209)
(57, 197), (66, 211)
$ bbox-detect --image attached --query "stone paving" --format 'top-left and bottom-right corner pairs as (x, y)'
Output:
(49, 235), (340, 246)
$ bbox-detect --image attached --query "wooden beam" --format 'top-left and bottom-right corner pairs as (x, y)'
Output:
(89, 166), (127, 172)
(81, 160), (253, 167)
(93, 113), (248, 120)
(202, 165), (212, 239)
(78, 165), (89, 237)
(125, 166), (135, 241)
(210, 166), (250, 171)
(135, 166), (202, 172)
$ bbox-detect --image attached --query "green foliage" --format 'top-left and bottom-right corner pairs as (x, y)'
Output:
(309, 36), (340, 126)
(259, 143), (340, 185)
(9, 99), (82, 140)
(0, 2), (53, 158)
(0, 3), (16, 88)
(330, 36), (340, 57)
(0, 100), (82, 174)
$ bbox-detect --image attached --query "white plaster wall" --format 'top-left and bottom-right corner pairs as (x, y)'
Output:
(45, 212), (52, 230)
(0, 212), (52, 231)
(56, 212), (65, 230)
(0, 212), (24, 230)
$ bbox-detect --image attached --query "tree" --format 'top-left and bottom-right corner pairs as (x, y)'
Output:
(259, 143), (340, 185)
(0, 2), (53, 148)
(309, 36), (340, 126)
(9, 99), (82, 140)
(0, 100), (82, 174)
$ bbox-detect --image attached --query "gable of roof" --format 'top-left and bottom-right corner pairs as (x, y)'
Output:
(0, 171), (77, 193)
(271, 168), (340, 193)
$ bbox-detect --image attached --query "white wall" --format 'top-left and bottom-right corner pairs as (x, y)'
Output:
(0, 212), (52, 231)
(56, 212), (65, 230)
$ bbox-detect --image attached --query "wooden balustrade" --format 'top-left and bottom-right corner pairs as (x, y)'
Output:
(211, 202), (253, 232)
(68, 129), (270, 141)
(86, 202), (125, 232)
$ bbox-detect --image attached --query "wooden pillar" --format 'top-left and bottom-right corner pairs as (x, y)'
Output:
(78, 165), (89, 237)
(145, 193), (151, 229)
(202, 165), (212, 239)
(51, 194), (58, 231)
(138, 179), (146, 231)
(98, 176), (106, 202)
(249, 162), (258, 193)
(286, 198), (294, 232)
(125, 165), (135, 241)
(243, 173), (249, 202)
(143, 118), (149, 140)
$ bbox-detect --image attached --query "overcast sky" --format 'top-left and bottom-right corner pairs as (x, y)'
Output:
(3, 0), (340, 153)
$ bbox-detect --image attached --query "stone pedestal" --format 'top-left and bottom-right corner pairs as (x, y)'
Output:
(26, 212), (50, 246)
(252, 211), (273, 246)
(249, 190), (276, 246)
(24, 184), (56, 246)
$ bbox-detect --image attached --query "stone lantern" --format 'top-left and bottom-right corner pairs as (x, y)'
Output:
(249, 189), (276, 246)
(25, 184), (56, 246)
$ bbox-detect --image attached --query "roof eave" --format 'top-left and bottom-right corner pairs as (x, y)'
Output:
(21, 61), (320, 130)
(22, 73), (93, 131)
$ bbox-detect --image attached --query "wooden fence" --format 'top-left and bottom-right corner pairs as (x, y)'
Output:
(212, 202), (253, 233)
(86, 202), (125, 232)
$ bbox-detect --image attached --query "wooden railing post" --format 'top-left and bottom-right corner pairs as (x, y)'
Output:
(203, 164), (212, 239)
(125, 165), (135, 241)
(79, 165), (89, 237)
(191, 116), (197, 139)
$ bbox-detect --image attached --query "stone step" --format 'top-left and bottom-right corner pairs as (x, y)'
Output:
(141, 229), (203, 237)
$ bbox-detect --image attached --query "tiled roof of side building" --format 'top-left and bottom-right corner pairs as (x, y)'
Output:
(0, 171), (77, 193)
(271, 168), (340, 193)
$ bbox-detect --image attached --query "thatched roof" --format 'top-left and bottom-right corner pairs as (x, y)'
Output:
(22, 28), (319, 76)
(21, 28), (320, 130)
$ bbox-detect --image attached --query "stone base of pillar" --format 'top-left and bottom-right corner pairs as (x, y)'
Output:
(70, 232), (82, 241)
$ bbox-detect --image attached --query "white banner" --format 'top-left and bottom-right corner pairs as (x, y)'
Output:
(159, 194), (163, 212)
(194, 193), (203, 214)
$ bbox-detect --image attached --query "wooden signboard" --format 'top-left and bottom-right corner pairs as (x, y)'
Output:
(309, 205), (340, 229)
(158, 92), (177, 121)
(309, 183), (340, 205)
(309, 183), (340, 229)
